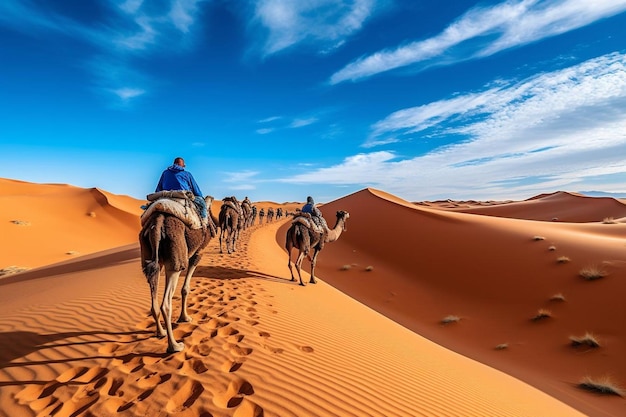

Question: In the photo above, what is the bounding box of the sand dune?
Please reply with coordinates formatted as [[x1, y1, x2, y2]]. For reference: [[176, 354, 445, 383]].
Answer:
[[303, 188, 626, 417], [1, 179, 624, 416], [424, 190, 626, 222]]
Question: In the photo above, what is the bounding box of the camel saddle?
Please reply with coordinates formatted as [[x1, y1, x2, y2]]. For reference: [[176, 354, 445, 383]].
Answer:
[[141, 192, 203, 230], [292, 213, 324, 234], [221, 199, 241, 214]]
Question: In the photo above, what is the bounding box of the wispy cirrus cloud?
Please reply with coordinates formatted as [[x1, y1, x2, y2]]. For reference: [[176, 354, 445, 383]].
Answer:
[[0, 0, 207, 105], [284, 52, 626, 200], [256, 114, 319, 134], [253, 0, 377, 55], [330, 0, 626, 84]]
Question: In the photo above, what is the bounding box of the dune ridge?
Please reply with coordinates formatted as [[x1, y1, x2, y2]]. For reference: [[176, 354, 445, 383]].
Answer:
[[433, 190, 626, 222]]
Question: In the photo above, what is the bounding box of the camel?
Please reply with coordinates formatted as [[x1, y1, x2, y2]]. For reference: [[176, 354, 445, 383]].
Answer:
[[219, 197, 241, 254], [267, 207, 274, 223], [286, 210, 350, 286], [139, 195, 215, 353]]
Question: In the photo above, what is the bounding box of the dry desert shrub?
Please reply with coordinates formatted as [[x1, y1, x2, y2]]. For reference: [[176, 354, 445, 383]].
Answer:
[[340, 264, 352, 271], [579, 265, 608, 281], [549, 293, 566, 302], [66, 251, 79, 256], [531, 309, 552, 321], [440, 315, 461, 325], [556, 256, 571, 264], [578, 376, 624, 397], [10, 220, 31, 226], [0, 266, 29, 276], [495, 343, 509, 350], [570, 332, 601, 348], [532, 235, 545, 241], [601, 217, 617, 224], [365, 265, 374, 271], [548, 245, 557, 251], [87, 211, 96, 218]]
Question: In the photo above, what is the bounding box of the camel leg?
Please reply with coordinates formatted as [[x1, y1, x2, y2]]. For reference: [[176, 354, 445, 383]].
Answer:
[[148, 265, 166, 338], [309, 249, 320, 284], [178, 254, 201, 323], [161, 269, 184, 353], [287, 249, 297, 282], [295, 250, 307, 286], [219, 230, 224, 253]]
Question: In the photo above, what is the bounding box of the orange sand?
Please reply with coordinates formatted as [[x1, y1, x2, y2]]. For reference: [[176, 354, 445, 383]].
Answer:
[[1, 178, 624, 416]]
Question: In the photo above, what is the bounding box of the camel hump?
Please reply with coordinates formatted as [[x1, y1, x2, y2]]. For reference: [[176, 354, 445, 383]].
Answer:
[[221, 201, 240, 212]]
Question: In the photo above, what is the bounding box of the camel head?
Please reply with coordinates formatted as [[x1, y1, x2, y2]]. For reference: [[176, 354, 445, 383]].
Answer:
[[336, 210, 350, 231], [204, 195, 214, 208]]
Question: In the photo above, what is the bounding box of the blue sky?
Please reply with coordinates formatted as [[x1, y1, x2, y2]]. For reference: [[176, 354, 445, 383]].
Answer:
[[1, 0, 625, 203]]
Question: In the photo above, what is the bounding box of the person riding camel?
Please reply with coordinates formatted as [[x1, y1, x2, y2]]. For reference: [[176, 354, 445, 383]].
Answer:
[[301, 196, 329, 234], [155, 157, 208, 225]]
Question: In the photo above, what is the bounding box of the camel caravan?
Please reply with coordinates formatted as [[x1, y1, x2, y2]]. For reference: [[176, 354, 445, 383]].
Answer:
[[139, 190, 349, 352]]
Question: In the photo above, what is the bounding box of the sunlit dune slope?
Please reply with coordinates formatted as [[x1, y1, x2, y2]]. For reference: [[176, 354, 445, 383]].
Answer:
[[0, 178, 144, 270]]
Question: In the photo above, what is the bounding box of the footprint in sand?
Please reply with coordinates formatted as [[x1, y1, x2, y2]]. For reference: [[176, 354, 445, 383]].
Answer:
[[112, 355, 145, 374], [258, 331, 270, 338], [221, 359, 244, 373], [189, 342, 213, 357], [299, 345, 314, 353], [179, 358, 209, 375], [233, 398, 264, 417], [165, 379, 205, 413], [212, 377, 254, 409], [263, 345, 284, 354], [217, 325, 239, 337]]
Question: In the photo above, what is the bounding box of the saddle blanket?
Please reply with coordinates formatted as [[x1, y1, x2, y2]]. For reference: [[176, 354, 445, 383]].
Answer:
[[292, 215, 324, 233], [141, 198, 203, 230]]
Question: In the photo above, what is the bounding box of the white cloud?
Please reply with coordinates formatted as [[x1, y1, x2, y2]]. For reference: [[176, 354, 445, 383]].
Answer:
[[112, 87, 146, 100], [331, 0, 626, 84], [284, 52, 626, 200], [254, 0, 377, 55], [289, 117, 318, 128], [224, 170, 260, 183]]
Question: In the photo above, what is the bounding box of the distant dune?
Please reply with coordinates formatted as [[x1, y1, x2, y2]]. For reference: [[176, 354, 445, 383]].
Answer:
[[1, 179, 624, 416]]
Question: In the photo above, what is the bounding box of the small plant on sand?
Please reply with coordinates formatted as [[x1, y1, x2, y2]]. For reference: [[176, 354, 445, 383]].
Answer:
[[495, 343, 509, 350], [531, 309, 552, 321], [556, 256, 571, 264], [548, 245, 557, 251], [532, 235, 545, 241], [440, 315, 461, 325], [578, 376, 623, 396], [0, 266, 29, 276], [549, 293, 566, 302], [602, 217, 617, 224], [10, 220, 31, 226], [365, 265, 374, 272], [579, 265, 608, 281], [87, 211, 96, 218], [340, 264, 352, 271], [570, 332, 601, 348]]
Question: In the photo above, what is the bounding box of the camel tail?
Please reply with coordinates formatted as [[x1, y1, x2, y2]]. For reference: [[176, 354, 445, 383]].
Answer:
[[143, 214, 165, 287]]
